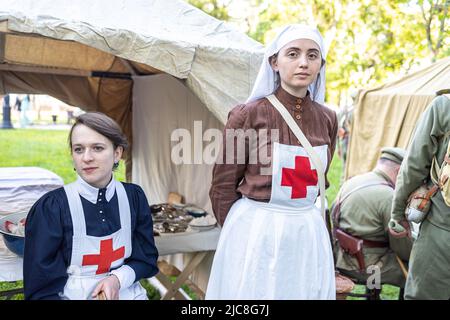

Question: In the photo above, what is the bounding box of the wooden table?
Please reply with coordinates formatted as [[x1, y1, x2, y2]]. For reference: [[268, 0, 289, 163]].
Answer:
[[154, 227, 220, 300]]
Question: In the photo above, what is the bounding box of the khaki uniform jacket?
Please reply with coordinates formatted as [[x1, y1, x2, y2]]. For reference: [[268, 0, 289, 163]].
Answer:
[[391, 95, 450, 299], [334, 169, 412, 287]]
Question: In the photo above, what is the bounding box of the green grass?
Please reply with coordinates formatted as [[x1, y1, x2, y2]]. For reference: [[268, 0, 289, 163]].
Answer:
[[346, 284, 400, 300], [168, 276, 199, 300], [0, 128, 126, 183], [326, 153, 343, 207], [140, 279, 161, 300], [0, 129, 400, 300], [0, 281, 24, 300], [380, 285, 401, 300]]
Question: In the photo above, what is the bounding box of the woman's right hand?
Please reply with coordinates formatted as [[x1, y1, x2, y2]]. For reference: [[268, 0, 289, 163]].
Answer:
[[91, 274, 121, 300]]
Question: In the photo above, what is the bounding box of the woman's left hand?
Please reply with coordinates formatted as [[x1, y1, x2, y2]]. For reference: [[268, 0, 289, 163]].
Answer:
[[91, 274, 121, 300]]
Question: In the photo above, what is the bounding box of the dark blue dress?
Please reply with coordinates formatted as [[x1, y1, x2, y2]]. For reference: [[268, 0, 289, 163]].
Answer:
[[23, 182, 159, 300]]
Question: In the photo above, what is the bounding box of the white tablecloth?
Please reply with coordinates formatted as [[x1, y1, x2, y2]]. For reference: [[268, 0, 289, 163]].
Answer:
[[0, 166, 64, 216], [0, 167, 64, 282], [155, 227, 220, 256], [0, 237, 23, 282]]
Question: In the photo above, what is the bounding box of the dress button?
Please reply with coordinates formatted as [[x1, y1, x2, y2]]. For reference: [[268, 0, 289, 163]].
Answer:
[[99, 192, 102, 196], [100, 210, 103, 214], [102, 219, 106, 222], [295, 104, 301, 109], [295, 114, 301, 120], [99, 199, 102, 202]]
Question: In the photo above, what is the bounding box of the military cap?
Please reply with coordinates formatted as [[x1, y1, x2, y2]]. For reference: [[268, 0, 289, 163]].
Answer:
[[380, 147, 406, 164]]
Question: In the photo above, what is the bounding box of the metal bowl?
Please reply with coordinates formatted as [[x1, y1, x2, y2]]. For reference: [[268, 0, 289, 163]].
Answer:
[[0, 211, 27, 257], [184, 206, 207, 218]]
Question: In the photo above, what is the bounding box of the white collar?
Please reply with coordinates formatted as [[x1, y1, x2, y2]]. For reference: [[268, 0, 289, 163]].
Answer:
[[75, 175, 116, 204]]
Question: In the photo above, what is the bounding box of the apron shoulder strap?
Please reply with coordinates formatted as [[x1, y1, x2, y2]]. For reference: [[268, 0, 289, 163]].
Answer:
[[114, 181, 132, 246], [64, 182, 86, 237]]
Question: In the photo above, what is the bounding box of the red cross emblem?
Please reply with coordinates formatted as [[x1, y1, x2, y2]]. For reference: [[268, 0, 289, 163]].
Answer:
[[281, 155, 318, 199], [82, 238, 125, 275]]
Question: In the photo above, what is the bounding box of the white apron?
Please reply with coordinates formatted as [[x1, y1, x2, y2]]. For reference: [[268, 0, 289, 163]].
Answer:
[[62, 181, 147, 300], [206, 142, 336, 300]]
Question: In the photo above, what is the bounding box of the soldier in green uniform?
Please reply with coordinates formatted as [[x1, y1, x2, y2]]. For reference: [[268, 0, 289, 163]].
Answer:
[[390, 94, 450, 300], [332, 147, 413, 288]]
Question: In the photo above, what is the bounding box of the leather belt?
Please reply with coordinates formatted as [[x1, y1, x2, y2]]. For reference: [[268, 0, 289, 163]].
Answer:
[[362, 238, 389, 248]]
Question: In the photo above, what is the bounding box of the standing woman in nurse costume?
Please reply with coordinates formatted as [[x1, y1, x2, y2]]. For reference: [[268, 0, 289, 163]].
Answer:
[[24, 112, 159, 300], [206, 25, 338, 299]]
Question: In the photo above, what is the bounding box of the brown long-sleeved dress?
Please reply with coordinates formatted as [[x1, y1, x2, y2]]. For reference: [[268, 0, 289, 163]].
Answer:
[[210, 86, 338, 226]]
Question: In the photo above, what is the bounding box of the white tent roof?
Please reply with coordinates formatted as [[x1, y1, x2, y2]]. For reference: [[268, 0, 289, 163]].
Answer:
[[0, 0, 264, 123]]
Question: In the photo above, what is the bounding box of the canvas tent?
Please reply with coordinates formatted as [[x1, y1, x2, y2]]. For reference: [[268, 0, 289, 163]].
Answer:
[[0, 0, 263, 175], [345, 56, 450, 179], [0, 0, 264, 207], [0, 0, 264, 295]]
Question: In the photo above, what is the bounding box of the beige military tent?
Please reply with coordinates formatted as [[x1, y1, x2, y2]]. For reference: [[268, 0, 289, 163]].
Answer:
[[0, 0, 264, 296], [345, 56, 450, 179]]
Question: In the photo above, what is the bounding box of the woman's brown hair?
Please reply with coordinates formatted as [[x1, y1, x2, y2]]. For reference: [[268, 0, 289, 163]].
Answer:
[[68, 112, 128, 168]]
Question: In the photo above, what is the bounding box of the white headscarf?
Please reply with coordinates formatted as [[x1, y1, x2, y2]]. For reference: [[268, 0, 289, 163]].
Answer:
[[246, 24, 327, 104]]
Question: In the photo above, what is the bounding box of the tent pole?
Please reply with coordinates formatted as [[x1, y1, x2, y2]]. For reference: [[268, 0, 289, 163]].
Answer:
[[0, 64, 132, 80], [0, 63, 90, 77]]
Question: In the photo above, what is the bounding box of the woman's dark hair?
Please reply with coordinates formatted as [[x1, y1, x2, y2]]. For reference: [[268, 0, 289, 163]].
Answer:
[[269, 53, 281, 89], [68, 112, 129, 169]]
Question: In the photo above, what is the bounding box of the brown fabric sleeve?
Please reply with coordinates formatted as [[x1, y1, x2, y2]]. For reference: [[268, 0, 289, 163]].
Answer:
[[209, 104, 248, 226]]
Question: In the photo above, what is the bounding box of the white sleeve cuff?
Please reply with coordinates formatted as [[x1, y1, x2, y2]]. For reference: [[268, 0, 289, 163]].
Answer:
[[110, 265, 136, 289]]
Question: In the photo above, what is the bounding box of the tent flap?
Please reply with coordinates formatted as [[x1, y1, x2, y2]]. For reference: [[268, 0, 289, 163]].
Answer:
[[0, 0, 264, 124], [346, 57, 450, 179]]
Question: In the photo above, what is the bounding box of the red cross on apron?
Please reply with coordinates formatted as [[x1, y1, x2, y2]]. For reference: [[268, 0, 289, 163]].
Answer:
[[270, 142, 327, 208], [281, 155, 318, 199], [82, 238, 125, 275]]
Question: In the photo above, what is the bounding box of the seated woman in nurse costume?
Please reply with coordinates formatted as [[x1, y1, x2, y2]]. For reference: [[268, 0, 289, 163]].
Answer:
[[206, 25, 338, 299], [24, 112, 159, 300]]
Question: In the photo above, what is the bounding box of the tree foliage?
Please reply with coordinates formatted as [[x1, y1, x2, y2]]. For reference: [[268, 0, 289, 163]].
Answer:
[[418, 0, 449, 60], [186, 0, 449, 106], [187, 0, 232, 21], [247, 0, 449, 105]]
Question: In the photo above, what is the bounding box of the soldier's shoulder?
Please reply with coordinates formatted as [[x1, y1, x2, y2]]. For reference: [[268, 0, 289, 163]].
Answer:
[[346, 172, 392, 194], [433, 95, 449, 104], [429, 95, 450, 114], [347, 171, 379, 184]]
